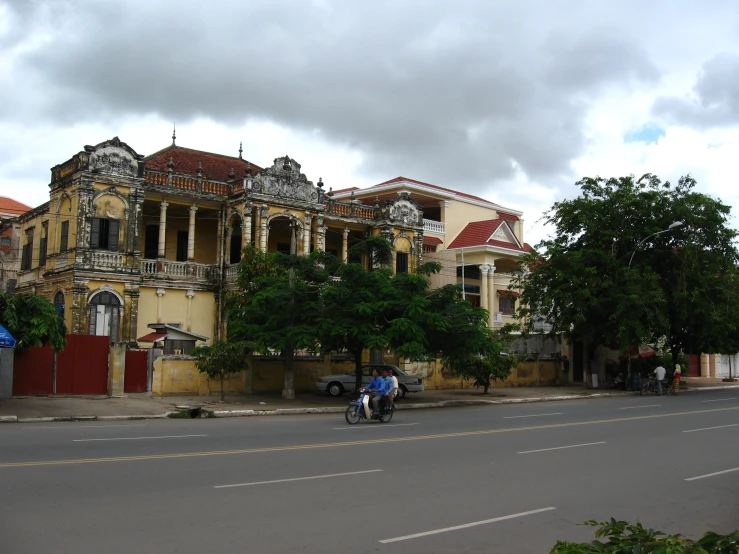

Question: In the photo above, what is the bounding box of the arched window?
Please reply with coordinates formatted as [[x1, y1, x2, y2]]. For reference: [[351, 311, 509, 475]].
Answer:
[[87, 291, 121, 341], [54, 291, 65, 324]]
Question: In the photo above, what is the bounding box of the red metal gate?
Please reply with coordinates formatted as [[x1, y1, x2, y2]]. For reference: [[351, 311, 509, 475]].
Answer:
[[12, 345, 54, 395], [686, 354, 701, 377], [56, 334, 110, 395], [124, 350, 148, 393]]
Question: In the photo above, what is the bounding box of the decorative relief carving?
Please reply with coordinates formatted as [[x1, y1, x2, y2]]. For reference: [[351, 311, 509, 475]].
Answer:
[[388, 192, 421, 226], [90, 146, 138, 177], [251, 156, 320, 203]]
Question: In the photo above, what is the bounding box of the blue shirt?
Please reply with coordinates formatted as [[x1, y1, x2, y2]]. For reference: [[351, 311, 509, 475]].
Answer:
[[366, 376, 385, 394]]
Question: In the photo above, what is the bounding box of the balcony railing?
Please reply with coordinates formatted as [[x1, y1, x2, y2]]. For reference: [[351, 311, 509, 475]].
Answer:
[[423, 219, 445, 234], [91, 251, 126, 270], [324, 199, 376, 220], [141, 259, 216, 280], [225, 265, 239, 281]]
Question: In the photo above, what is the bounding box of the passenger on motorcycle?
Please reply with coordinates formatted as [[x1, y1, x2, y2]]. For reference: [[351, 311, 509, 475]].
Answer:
[[383, 367, 398, 409], [362, 369, 387, 418]]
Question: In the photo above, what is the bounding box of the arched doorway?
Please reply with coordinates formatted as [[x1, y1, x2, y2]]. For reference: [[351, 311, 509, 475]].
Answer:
[[87, 291, 121, 342]]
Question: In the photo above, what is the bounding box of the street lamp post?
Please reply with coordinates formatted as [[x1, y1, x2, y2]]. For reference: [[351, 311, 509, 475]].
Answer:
[[628, 221, 684, 269]]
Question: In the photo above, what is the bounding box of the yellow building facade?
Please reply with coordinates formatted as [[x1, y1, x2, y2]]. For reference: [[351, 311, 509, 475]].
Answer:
[[14, 137, 425, 345]]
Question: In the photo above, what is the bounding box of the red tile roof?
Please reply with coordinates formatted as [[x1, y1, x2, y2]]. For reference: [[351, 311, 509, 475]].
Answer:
[[0, 196, 32, 217], [375, 176, 496, 206], [144, 144, 263, 181], [137, 332, 167, 342], [447, 219, 525, 251], [423, 236, 443, 244], [497, 290, 520, 297], [497, 211, 519, 222], [331, 187, 360, 195]]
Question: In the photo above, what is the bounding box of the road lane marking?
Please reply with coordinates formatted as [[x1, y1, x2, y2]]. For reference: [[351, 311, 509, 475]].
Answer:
[[379, 507, 556, 543], [2, 406, 737, 469], [683, 424, 738, 433], [518, 442, 605, 454], [332, 423, 420, 430], [73, 434, 207, 442], [504, 413, 563, 419], [619, 405, 661, 410], [28, 425, 146, 430], [702, 398, 736, 403], [685, 467, 739, 481], [215, 469, 382, 488]]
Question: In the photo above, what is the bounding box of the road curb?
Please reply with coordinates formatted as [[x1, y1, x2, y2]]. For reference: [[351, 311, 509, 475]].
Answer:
[[2, 386, 738, 422]]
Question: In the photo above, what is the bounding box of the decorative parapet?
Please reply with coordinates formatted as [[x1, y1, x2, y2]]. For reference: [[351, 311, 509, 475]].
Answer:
[[145, 170, 232, 196], [324, 199, 376, 221]]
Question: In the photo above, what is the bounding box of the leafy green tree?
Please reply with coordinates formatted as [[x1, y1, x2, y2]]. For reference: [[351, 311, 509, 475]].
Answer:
[[512, 174, 739, 375], [0, 293, 66, 353], [227, 244, 330, 399], [191, 340, 252, 401]]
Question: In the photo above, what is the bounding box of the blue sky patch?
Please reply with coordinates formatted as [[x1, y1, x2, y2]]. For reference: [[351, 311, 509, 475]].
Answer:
[[624, 123, 666, 144]]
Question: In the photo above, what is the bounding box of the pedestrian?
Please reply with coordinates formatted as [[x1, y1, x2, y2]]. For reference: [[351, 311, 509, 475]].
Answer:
[[671, 364, 681, 394], [654, 364, 666, 395]]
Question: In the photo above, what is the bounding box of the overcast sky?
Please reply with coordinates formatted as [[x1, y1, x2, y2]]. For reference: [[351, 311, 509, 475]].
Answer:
[[2, 0, 738, 245]]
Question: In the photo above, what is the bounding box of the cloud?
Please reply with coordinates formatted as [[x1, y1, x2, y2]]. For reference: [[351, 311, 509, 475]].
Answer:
[[1, 0, 660, 194], [653, 52, 739, 128]]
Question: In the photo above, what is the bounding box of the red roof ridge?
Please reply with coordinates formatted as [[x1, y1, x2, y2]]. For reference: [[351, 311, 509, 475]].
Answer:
[[447, 218, 525, 251], [0, 196, 33, 216], [144, 144, 263, 181]]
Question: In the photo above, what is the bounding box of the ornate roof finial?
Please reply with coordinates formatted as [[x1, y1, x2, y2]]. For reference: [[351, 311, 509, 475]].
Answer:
[[238, 142, 243, 159], [196, 162, 203, 175], [172, 123, 176, 145], [167, 157, 175, 171], [228, 167, 235, 180], [350, 190, 356, 203], [245, 162, 252, 175], [282, 155, 291, 171], [317, 177, 324, 189], [327, 187, 334, 198]]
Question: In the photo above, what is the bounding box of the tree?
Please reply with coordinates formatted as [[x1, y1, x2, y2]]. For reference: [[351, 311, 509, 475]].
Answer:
[[191, 340, 252, 401], [512, 174, 739, 376], [227, 244, 330, 399], [0, 293, 66, 353]]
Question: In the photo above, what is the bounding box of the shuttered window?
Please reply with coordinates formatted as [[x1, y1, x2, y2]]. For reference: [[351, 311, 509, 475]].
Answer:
[[21, 232, 33, 270], [60, 221, 69, 252], [39, 237, 48, 267], [90, 218, 120, 251], [396, 252, 409, 274]]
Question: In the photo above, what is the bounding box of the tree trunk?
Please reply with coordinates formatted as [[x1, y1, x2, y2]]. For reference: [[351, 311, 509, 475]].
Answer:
[[353, 349, 364, 393], [220, 375, 225, 402], [282, 343, 295, 400], [483, 383, 489, 395]]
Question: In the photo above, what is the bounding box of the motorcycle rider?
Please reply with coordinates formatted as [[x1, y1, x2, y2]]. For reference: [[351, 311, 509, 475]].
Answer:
[[362, 368, 385, 418], [384, 367, 398, 409]]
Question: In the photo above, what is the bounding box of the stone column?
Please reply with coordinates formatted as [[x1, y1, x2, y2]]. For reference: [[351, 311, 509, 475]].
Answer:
[[243, 203, 253, 246], [186, 289, 195, 331], [123, 284, 140, 343], [128, 188, 144, 256], [303, 212, 313, 255], [224, 226, 233, 264], [158, 200, 168, 258], [70, 279, 89, 335], [480, 264, 490, 326], [314, 216, 325, 252], [259, 206, 269, 252], [156, 288, 165, 324], [341, 227, 349, 262], [187, 205, 198, 261], [487, 264, 496, 326], [76, 180, 94, 252]]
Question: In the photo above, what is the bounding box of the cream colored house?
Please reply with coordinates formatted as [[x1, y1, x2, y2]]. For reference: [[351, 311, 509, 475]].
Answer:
[[332, 176, 530, 329]]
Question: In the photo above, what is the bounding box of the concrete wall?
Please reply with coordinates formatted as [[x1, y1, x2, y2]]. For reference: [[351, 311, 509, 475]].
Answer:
[[401, 359, 562, 389], [0, 348, 13, 399], [251, 357, 355, 394], [137, 287, 215, 342]]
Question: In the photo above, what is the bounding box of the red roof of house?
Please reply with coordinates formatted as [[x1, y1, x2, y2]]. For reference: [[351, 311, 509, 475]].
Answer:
[[423, 236, 443, 244], [497, 290, 520, 297], [144, 144, 263, 181], [375, 176, 496, 206], [447, 219, 525, 251], [331, 187, 360, 195], [137, 332, 167, 342], [0, 196, 32, 217]]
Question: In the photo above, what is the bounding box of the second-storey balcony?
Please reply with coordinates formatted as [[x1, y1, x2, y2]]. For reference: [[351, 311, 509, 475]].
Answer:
[[140, 259, 217, 282], [423, 219, 445, 234]]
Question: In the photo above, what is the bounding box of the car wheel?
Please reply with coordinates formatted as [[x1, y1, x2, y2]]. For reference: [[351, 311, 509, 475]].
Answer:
[[327, 382, 344, 397], [396, 385, 408, 399]]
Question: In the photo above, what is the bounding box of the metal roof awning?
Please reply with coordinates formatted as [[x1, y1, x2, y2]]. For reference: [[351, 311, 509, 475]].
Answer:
[[137, 332, 168, 342]]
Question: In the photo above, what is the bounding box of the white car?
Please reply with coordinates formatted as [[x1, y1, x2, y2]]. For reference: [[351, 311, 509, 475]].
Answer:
[[316, 364, 424, 398]]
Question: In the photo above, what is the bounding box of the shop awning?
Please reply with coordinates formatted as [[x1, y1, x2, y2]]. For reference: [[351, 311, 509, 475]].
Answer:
[[423, 236, 443, 244], [0, 325, 16, 348]]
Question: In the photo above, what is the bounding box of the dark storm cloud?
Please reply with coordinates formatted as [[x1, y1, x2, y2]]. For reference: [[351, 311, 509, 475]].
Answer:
[[653, 53, 739, 128], [1, 0, 660, 192]]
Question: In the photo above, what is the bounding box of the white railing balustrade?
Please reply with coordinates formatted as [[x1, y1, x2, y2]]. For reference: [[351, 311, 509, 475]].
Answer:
[[92, 251, 125, 270], [423, 219, 445, 234], [140, 259, 215, 280]]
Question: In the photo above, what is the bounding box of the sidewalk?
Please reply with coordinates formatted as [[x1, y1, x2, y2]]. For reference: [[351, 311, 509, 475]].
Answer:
[[1, 379, 737, 422]]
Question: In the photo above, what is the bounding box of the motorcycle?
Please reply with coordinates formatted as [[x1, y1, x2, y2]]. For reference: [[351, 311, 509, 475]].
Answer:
[[345, 389, 394, 424]]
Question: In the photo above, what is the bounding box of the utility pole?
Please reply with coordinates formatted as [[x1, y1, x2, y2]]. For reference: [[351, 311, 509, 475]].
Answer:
[[282, 219, 297, 399]]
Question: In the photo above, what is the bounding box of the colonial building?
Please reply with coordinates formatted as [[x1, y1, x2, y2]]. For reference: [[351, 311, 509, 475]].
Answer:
[[333, 177, 531, 329], [0, 196, 32, 293], [13, 136, 425, 344]]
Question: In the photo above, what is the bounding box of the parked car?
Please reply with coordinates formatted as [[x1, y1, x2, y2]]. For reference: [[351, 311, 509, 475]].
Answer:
[[316, 364, 424, 398]]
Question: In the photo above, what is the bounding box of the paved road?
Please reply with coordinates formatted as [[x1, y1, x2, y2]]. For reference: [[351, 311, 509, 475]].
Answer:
[[1, 391, 738, 553]]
